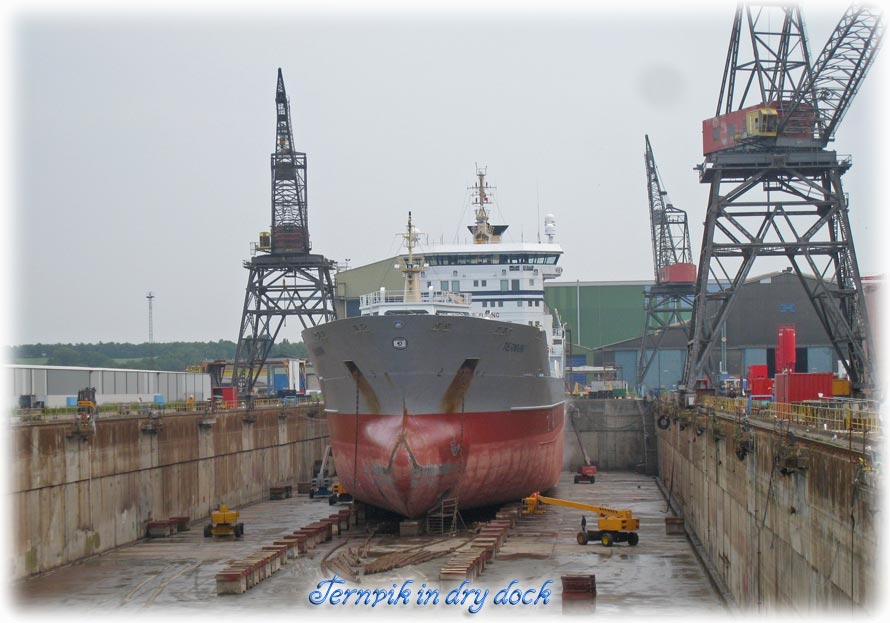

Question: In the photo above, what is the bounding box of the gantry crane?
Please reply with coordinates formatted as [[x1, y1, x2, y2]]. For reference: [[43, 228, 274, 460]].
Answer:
[[684, 3, 883, 396], [230, 69, 337, 397], [637, 135, 695, 393]]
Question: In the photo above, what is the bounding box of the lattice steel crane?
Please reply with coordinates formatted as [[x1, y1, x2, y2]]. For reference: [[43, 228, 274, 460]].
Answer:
[[230, 69, 337, 397], [685, 3, 882, 396], [637, 135, 695, 392]]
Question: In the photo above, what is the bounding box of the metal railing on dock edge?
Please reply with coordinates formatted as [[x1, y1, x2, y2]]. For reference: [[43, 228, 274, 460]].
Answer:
[[11, 396, 323, 423], [700, 395, 881, 434]]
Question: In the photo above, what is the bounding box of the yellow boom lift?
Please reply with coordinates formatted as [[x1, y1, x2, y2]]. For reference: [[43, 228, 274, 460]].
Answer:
[[203, 504, 244, 538], [522, 492, 640, 547]]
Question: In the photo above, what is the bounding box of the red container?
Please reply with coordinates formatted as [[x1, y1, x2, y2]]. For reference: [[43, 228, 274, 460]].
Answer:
[[776, 325, 796, 374], [749, 377, 773, 398], [746, 364, 768, 384], [657, 263, 697, 284], [774, 372, 833, 403], [774, 374, 786, 403], [214, 386, 238, 408], [747, 365, 771, 397]]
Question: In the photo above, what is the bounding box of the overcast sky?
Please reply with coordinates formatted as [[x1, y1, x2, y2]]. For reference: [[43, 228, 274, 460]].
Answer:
[[3, 0, 886, 346]]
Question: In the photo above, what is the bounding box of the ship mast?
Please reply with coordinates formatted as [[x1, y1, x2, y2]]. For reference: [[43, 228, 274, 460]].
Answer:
[[401, 211, 424, 302], [470, 166, 494, 244]]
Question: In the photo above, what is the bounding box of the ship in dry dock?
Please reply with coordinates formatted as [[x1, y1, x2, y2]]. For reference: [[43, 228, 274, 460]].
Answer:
[[303, 168, 567, 517]]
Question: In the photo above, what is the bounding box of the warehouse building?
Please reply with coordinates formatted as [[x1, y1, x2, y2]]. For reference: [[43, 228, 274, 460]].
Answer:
[[564, 270, 872, 392], [6, 365, 211, 409]]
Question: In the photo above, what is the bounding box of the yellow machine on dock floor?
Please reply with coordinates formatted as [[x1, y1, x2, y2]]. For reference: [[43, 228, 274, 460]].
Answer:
[[328, 482, 354, 505], [204, 504, 244, 538], [76, 387, 97, 426], [522, 492, 640, 547]]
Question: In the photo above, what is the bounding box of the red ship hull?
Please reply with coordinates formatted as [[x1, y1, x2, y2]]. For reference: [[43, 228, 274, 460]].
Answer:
[[327, 405, 565, 518], [303, 314, 566, 518]]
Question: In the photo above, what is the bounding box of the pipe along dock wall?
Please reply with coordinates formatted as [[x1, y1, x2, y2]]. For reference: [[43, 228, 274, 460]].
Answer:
[[657, 407, 879, 611], [12, 404, 329, 579]]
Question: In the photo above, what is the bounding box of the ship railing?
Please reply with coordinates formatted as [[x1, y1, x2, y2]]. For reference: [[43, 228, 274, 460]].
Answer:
[[360, 289, 472, 307]]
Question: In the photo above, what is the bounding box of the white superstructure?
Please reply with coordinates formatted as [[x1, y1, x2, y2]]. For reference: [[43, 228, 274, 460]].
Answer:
[[360, 168, 566, 378]]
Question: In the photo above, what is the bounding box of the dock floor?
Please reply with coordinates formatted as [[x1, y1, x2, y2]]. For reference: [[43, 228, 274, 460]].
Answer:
[[15, 471, 725, 616]]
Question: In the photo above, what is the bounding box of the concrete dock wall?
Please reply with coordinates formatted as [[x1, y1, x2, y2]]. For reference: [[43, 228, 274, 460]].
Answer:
[[656, 411, 879, 612], [11, 404, 329, 579], [564, 398, 655, 472]]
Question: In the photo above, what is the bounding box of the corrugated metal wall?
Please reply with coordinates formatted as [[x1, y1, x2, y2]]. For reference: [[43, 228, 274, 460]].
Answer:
[[806, 347, 835, 373], [725, 273, 839, 346], [6, 366, 212, 408], [613, 351, 637, 385], [628, 348, 686, 391], [742, 348, 767, 370], [545, 282, 648, 350]]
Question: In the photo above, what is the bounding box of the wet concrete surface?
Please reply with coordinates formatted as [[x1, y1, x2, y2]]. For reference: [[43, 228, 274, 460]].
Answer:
[[14, 471, 725, 617]]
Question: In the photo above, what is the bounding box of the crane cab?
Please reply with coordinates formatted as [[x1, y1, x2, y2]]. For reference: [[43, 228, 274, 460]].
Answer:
[[704, 103, 782, 154], [746, 106, 778, 137]]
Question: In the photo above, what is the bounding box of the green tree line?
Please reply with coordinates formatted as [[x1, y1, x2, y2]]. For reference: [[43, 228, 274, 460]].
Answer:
[[6, 339, 309, 371]]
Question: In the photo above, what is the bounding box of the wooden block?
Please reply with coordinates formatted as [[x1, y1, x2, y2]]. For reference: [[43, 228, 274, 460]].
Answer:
[[561, 574, 596, 599], [262, 546, 287, 568], [169, 516, 191, 532], [399, 519, 423, 537], [146, 520, 174, 538], [265, 553, 281, 574], [226, 562, 259, 588], [439, 570, 470, 581], [293, 529, 319, 548], [273, 539, 299, 559], [293, 534, 309, 553], [665, 516, 685, 535], [216, 569, 247, 595], [306, 521, 333, 541], [241, 557, 266, 582]]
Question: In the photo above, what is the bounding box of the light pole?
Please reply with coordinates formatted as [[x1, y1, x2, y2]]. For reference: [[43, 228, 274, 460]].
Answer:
[[146, 292, 155, 364]]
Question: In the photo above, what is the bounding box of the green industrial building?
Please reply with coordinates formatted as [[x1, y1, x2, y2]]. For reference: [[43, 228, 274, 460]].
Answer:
[[543, 281, 649, 352], [333, 257, 405, 319]]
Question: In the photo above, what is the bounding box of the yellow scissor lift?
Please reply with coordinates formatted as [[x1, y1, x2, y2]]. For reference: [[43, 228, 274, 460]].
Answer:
[[522, 492, 640, 547]]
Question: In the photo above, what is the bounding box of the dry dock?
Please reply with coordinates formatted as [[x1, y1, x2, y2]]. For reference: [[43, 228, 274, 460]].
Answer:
[[11, 397, 880, 615], [15, 470, 722, 615]]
